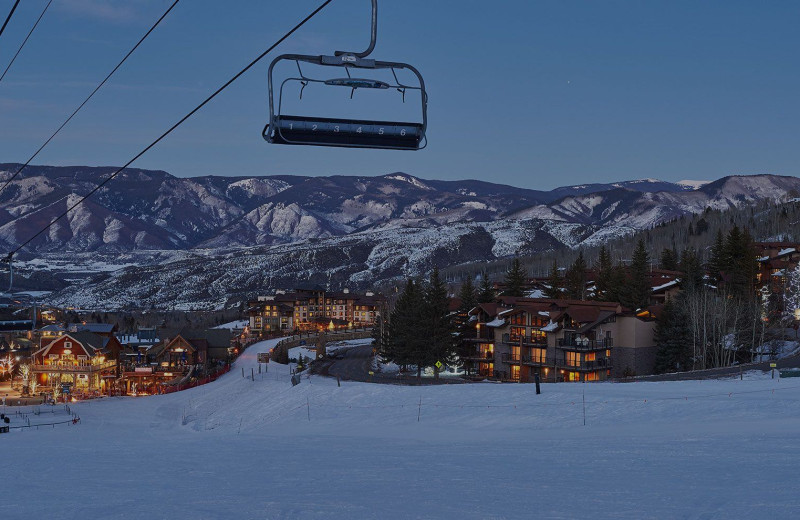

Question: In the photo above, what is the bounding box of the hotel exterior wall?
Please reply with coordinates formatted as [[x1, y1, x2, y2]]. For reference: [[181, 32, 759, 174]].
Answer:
[[613, 318, 657, 377]]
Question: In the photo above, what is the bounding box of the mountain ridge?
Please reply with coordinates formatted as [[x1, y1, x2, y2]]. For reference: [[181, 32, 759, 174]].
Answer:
[[1, 164, 799, 309]]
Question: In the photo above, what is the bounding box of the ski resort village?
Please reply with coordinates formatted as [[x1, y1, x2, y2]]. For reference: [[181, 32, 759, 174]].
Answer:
[[4, 0, 800, 518]]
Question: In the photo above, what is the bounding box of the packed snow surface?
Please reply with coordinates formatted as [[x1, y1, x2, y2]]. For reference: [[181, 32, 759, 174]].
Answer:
[[5, 338, 800, 519]]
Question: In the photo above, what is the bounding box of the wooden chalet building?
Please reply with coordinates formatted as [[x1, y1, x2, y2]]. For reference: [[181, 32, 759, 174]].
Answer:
[[120, 328, 233, 395], [31, 332, 123, 395]]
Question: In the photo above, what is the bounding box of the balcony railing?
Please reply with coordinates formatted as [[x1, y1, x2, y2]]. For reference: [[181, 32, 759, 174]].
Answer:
[[32, 361, 117, 373], [554, 357, 612, 371], [501, 353, 546, 365], [502, 333, 548, 346], [557, 337, 613, 350], [501, 353, 611, 371], [465, 352, 495, 362]]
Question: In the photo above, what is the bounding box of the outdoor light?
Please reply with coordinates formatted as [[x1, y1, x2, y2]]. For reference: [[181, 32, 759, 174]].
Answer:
[[794, 308, 800, 321]]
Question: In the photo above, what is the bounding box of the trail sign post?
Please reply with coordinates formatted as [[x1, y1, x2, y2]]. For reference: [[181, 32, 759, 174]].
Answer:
[[770, 363, 777, 379]]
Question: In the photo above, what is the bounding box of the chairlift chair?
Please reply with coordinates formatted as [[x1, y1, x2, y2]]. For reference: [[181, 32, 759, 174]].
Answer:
[[263, 0, 428, 150]]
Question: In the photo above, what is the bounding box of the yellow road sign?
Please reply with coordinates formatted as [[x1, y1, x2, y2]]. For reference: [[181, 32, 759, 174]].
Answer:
[[435, 361, 443, 369]]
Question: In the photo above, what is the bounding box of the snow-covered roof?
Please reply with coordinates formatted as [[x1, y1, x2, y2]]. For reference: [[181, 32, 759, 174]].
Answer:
[[541, 321, 559, 332], [652, 280, 679, 292], [778, 248, 796, 257], [486, 318, 506, 328]]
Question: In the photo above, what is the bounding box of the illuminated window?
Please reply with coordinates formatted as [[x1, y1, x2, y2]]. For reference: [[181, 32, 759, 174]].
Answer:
[[511, 365, 520, 381], [510, 313, 526, 326], [585, 372, 598, 381], [530, 330, 546, 344], [566, 352, 580, 367], [531, 348, 546, 364], [568, 371, 580, 382], [585, 352, 596, 361]]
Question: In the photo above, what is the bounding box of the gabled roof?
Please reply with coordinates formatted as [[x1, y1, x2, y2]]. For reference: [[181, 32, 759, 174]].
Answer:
[[470, 303, 499, 318], [35, 332, 106, 358]]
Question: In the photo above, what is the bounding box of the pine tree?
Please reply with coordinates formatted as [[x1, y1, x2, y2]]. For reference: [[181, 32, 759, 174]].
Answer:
[[564, 250, 588, 300], [544, 259, 563, 299], [678, 248, 703, 291], [708, 229, 726, 284], [653, 296, 693, 373], [477, 273, 495, 303], [695, 217, 709, 235], [593, 247, 614, 301], [387, 279, 424, 371], [726, 227, 757, 299], [457, 277, 477, 314], [422, 268, 456, 379], [621, 239, 651, 310], [659, 248, 678, 271], [503, 258, 527, 297]]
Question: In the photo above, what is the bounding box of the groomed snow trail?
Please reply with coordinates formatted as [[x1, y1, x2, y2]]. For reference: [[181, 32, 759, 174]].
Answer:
[[5, 338, 800, 519]]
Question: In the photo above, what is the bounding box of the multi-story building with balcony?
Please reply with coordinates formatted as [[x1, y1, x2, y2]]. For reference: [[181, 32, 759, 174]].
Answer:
[[469, 298, 657, 382], [462, 303, 504, 378]]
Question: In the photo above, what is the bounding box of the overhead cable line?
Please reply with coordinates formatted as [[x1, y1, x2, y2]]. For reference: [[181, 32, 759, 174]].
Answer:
[[4, 0, 334, 260], [0, 0, 54, 84], [0, 0, 181, 197], [0, 0, 21, 43]]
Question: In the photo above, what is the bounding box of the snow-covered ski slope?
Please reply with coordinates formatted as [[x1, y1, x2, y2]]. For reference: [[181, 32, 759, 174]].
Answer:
[[5, 338, 800, 519]]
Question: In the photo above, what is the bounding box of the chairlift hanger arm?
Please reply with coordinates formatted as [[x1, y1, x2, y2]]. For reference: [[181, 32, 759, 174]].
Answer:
[[334, 0, 377, 59]]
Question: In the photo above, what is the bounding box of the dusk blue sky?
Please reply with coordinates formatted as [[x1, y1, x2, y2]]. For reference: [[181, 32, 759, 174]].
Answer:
[[0, 0, 798, 189]]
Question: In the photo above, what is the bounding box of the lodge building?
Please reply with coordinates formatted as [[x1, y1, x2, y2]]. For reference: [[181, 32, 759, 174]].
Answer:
[[248, 286, 387, 334], [31, 332, 122, 395], [463, 298, 657, 382], [120, 328, 234, 395]]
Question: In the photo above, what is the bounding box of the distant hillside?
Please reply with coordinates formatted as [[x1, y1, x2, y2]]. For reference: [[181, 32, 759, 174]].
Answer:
[[0, 164, 785, 309]]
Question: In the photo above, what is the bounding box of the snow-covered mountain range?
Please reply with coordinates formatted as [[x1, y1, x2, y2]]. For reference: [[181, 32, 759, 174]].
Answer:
[[1, 164, 798, 309]]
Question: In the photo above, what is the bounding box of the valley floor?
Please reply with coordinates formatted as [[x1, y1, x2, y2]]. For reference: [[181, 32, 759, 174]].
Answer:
[[4, 338, 800, 519]]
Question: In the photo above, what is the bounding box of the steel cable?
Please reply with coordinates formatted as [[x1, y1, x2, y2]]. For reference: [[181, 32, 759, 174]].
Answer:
[[4, 0, 334, 260]]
